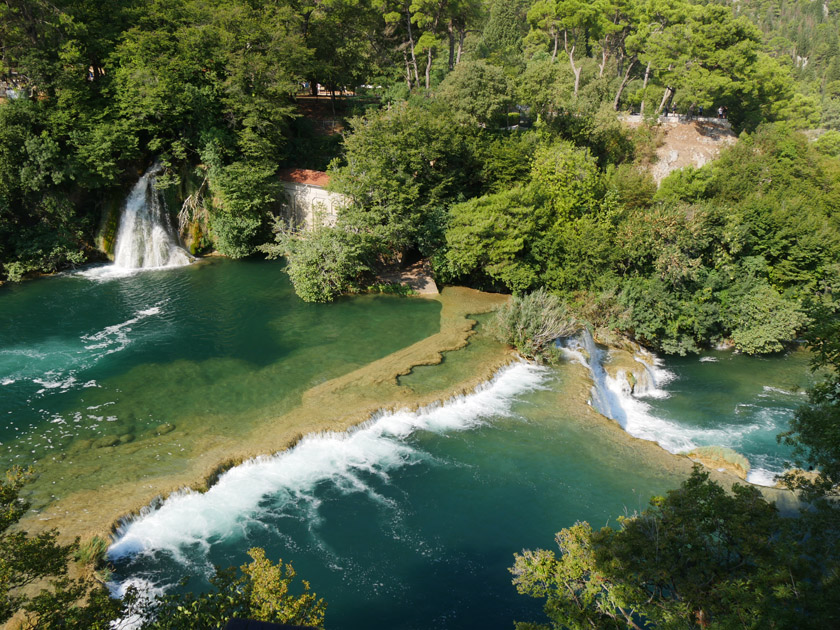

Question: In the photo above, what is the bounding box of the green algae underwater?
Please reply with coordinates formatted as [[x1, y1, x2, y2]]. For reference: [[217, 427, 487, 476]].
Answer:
[[1, 258, 807, 629]]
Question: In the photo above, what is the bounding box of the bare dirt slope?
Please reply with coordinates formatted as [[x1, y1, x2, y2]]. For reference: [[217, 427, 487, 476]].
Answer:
[[625, 116, 738, 184]]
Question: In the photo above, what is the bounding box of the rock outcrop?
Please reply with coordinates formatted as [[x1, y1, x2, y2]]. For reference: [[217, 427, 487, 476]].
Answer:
[[624, 116, 738, 184]]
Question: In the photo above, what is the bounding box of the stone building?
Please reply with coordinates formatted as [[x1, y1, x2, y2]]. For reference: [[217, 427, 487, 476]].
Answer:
[[277, 168, 346, 230]]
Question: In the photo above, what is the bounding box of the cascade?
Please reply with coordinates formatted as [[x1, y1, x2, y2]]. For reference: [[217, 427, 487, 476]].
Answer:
[[565, 330, 718, 456], [578, 329, 628, 424], [112, 165, 193, 269]]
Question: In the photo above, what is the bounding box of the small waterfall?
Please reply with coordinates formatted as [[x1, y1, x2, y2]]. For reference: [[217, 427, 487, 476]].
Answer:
[[112, 166, 192, 269], [107, 362, 547, 561], [563, 330, 691, 448], [579, 329, 628, 424]]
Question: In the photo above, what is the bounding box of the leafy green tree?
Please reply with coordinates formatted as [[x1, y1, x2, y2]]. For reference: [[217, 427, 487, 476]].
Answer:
[[726, 281, 807, 355], [443, 185, 543, 291], [512, 467, 840, 629], [328, 100, 480, 260], [262, 221, 373, 303], [145, 548, 326, 629], [442, 139, 609, 293], [481, 0, 528, 60], [436, 59, 512, 126], [207, 160, 279, 259], [516, 56, 574, 119], [530, 140, 604, 223], [645, 3, 762, 116], [781, 301, 840, 498], [411, 0, 450, 90], [0, 468, 126, 628], [526, 1, 563, 63], [555, 0, 600, 99]]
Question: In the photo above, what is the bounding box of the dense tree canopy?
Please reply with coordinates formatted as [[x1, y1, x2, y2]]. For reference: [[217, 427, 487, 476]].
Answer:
[[2, 0, 839, 358]]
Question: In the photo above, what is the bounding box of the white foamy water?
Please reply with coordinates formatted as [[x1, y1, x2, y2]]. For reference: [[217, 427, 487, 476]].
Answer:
[[111, 165, 192, 271], [108, 577, 167, 630], [571, 332, 794, 484], [108, 362, 548, 562], [81, 306, 162, 355], [0, 305, 165, 403], [746, 467, 779, 487]]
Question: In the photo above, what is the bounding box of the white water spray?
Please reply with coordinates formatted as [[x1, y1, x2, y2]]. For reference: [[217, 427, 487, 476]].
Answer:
[[112, 166, 192, 269], [564, 331, 786, 486], [107, 362, 548, 562]]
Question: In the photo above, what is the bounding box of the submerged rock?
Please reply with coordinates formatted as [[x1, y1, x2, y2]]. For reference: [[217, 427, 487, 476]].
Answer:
[[155, 423, 176, 436], [94, 435, 121, 449]]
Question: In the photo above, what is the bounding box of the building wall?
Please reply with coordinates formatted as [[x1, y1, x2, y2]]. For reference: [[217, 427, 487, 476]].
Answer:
[[279, 182, 345, 231]]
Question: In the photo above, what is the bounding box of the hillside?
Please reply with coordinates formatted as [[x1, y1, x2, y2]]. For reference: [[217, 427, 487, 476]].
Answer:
[[623, 116, 739, 184]]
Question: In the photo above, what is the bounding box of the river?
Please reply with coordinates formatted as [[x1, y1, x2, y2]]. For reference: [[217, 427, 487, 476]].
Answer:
[[0, 257, 810, 629]]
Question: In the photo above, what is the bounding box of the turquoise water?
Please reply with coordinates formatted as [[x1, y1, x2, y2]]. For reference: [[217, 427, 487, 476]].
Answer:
[[601, 350, 812, 484], [110, 365, 683, 629], [1, 260, 813, 628], [108, 349, 812, 629], [0, 259, 441, 504], [647, 350, 811, 482]]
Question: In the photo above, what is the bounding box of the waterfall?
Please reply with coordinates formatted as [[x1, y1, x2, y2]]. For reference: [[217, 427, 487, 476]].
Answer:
[[562, 330, 690, 448], [579, 329, 628, 424], [112, 166, 193, 269]]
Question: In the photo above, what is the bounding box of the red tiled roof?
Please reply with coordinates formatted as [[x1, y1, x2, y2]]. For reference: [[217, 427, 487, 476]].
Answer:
[[278, 168, 330, 187]]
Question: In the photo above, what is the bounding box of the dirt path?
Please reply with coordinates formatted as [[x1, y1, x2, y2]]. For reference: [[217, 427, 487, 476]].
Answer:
[[378, 259, 439, 295]]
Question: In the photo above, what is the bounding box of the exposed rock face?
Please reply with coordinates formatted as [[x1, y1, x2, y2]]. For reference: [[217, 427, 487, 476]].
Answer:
[[624, 116, 738, 184]]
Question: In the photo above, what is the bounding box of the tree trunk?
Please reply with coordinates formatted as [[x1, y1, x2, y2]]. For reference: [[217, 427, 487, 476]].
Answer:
[[425, 47, 432, 89], [657, 86, 673, 114], [456, 28, 466, 65], [301, 10, 313, 39], [613, 57, 637, 111], [639, 60, 651, 114], [599, 49, 609, 78], [564, 31, 582, 99], [403, 49, 413, 89], [551, 29, 559, 63], [406, 11, 420, 86], [447, 22, 455, 71]]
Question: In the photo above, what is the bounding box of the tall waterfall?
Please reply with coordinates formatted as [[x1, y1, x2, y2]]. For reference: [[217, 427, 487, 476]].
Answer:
[[112, 166, 192, 269]]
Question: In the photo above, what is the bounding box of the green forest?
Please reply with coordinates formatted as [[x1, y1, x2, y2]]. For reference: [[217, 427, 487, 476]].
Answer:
[[2, 1, 840, 628], [2, 0, 840, 355]]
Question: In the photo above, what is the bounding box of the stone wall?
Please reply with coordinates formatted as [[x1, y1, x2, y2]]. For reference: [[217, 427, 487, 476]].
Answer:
[[279, 182, 345, 230]]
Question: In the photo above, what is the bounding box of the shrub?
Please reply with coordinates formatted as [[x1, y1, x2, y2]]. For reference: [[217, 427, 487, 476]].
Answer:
[[261, 222, 373, 303], [492, 289, 581, 361]]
